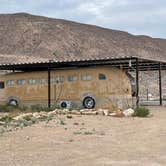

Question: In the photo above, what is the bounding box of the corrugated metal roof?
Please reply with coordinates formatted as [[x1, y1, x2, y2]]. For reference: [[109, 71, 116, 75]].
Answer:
[[0, 55, 133, 66], [0, 55, 166, 72]]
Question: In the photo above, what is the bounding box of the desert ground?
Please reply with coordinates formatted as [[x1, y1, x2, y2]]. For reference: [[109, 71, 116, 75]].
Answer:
[[0, 106, 166, 166]]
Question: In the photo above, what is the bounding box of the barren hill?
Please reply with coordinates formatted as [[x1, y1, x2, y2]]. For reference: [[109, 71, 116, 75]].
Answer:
[[0, 13, 166, 64]]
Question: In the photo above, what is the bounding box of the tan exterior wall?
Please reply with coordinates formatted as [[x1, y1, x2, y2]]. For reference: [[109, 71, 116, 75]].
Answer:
[[0, 66, 132, 109]]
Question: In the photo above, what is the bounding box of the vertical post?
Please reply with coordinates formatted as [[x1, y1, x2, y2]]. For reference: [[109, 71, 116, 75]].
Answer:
[[147, 89, 149, 101], [159, 63, 162, 106], [48, 63, 51, 108], [136, 58, 139, 108]]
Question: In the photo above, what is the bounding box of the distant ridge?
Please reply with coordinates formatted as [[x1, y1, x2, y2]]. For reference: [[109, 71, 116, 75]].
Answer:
[[0, 13, 166, 64]]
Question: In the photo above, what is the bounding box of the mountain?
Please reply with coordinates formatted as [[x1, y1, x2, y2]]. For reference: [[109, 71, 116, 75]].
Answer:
[[0, 13, 166, 64]]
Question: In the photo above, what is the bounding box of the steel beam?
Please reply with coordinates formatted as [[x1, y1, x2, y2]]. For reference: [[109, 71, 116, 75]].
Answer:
[[48, 64, 51, 108], [136, 58, 139, 108], [159, 63, 162, 105]]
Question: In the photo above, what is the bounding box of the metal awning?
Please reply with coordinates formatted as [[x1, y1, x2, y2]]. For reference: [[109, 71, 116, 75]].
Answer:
[[0, 56, 165, 108], [0, 57, 166, 71]]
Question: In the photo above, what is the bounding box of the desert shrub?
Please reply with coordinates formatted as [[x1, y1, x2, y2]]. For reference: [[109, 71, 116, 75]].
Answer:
[[44, 107, 54, 112], [73, 131, 82, 135], [30, 105, 54, 112], [59, 119, 66, 125], [38, 115, 49, 121], [107, 103, 119, 113], [0, 105, 16, 112], [31, 105, 43, 112], [20, 105, 29, 112], [30, 117, 38, 124], [84, 131, 93, 135], [23, 116, 32, 121], [0, 115, 13, 123], [19, 120, 33, 127], [134, 107, 150, 117]]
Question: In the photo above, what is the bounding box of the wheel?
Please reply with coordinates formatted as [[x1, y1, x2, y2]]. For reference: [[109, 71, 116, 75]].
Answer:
[[8, 99, 18, 106], [83, 97, 95, 109], [61, 101, 67, 108]]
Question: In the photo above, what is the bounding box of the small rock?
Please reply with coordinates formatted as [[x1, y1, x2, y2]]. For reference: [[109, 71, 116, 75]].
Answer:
[[56, 109, 68, 115], [0, 121, 6, 125], [63, 109, 69, 114], [13, 113, 33, 121], [103, 109, 109, 116], [97, 109, 104, 115], [0, 126, 5, 134], [100, 131, 105, 135], [70, 110, 81, 115], [66, 115, 72, 119], [39, 112, 47, 117], [115, 110, 124, 117], [26, 136, 30, 140], [81, 111, 97, 115], [123, 108, 135, 117], [48, 110, 56, 115], [109, 110, 124, 117], [80, 109, 95, 113], [33, 112, 41, 118], [52, 109, 60, 112], [69, 139, 74, 142], [109, 112, 116, 116]]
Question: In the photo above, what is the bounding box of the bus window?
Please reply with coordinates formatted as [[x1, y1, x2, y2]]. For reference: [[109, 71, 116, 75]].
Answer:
[[81, 75, 92, 81], [40, 78, 47, 84], [99, 73, 106, 80], [58, 76, 64, 83], [68, 75, 77, 82], [16, 79, 26, 85], [52, 76, 65, 83], [50, 78, 54, 83], [28, 79, 39, 84], [6, 80, 15, 86], [0, 81, 5, 89], [59, 76, 64, 83]]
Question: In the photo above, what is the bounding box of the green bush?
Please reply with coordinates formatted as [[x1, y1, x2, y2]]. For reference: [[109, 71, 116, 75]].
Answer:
[[30, 105, 54, 112], [84, 131, 93, 135], [0, 115, 13, 123], [23, 116, 32, 121], [0, 105, 16, 112], [134, 107, 150, 117], [59, 119, 66, 125], [20, 105, 29, 112]]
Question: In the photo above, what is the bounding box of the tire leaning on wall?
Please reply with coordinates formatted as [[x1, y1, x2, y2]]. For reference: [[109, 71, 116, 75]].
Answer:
[[83, 96, 95, 109], [7, 96, 20, 106]]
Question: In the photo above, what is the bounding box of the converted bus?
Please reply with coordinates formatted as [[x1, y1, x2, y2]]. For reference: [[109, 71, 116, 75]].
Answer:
[[0, 66, 132, 109]]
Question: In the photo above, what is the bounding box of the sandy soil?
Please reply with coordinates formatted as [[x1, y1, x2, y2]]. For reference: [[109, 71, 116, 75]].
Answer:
[[0, 106, 166, 166]]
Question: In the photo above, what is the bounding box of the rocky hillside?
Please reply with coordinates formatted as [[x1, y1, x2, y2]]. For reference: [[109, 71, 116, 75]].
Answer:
[[134, 71, 166, 100], [0, 13, 166, 63]]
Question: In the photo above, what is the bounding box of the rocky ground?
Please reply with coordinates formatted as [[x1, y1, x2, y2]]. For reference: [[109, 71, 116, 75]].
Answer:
[[0, 106, 166, 166]]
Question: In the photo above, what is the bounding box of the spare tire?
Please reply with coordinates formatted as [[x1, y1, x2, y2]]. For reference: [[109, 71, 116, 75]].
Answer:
[[61, 101, 67, 108], [8, 99, 18, 106], [83, 97, 95, 109]]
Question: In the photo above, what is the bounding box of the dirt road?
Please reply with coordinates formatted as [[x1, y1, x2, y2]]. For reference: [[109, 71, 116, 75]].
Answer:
[[0, 106, 166, 166]]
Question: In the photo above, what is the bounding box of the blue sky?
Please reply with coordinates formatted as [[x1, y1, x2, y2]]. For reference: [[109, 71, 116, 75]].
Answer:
[[0, 0, 166, 38]]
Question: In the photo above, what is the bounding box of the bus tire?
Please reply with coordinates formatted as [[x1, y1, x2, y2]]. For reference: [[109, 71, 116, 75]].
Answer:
[[61, 101, 68, 108], [8, 99, 18, 106], [83, 97, 95, 109]]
